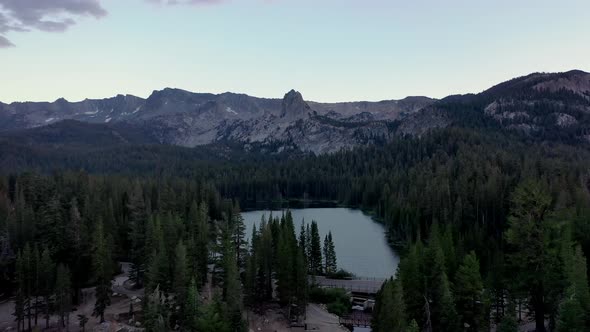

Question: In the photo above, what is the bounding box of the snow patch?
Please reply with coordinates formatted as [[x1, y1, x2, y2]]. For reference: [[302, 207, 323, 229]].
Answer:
[[45, 117, 55, 123], [84, 110, 99, 115], [226, 107, 238, 115], [105, 117, 112, 123], [132, 106, 142, 114]]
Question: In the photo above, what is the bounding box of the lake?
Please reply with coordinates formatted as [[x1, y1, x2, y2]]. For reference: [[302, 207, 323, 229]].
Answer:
[[241, 208, 399, 279]]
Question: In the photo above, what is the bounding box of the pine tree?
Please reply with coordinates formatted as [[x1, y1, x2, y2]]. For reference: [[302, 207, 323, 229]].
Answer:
[[407, 319, 419, 332], [146, 248, 169, 293], [569, 246, 590, 315], [257, 219, 274, 300], [505, 180, 555, 332], [310, 221, 322, 275], [323, 234, 329, 274], [183, 278, 200, 331], [230, 203, 247, 269], [92, 220, 112, 323], [497, 313, 518, 332], [244, 225, 258, 306], [223, 243, 244, 331], [435, 272, 460, 332], [13, 250, 25, 331], [197, 293, 231, 332], [294, 247, 308, 309], [277, 231, 294, 305], [38, 246, 55, 328], [305, 223, 312, 269], [23, 243, 33, 331], [187, 201, 209, 286], [78, 314, 88, 332], [556, 288, 585, 332], [298, 222, 306, 256], [55, 263, 72, 329], [454, 251, 485, 331], [38, 193, 63, 255], [174, 240, 188, 308], [128, 182, 147, 287], [372, 279, 407, 332], [146, 216, 169, 292], [399, 243, 424, 326], [326, 232, 336, 273], [144, 285, 169, 332]]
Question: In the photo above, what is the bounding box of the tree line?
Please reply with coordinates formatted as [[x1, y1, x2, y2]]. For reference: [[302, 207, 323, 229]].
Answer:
[[372, 180, 590, 332], [1, 125, 590, 331]]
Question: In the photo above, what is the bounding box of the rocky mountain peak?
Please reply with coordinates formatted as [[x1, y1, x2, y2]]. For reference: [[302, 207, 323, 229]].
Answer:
[[281, 89, 311, 118], [531, 70, 590, 96]]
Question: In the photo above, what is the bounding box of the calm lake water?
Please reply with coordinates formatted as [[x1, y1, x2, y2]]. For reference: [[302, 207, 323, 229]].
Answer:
[[241, 208, 399, 279]]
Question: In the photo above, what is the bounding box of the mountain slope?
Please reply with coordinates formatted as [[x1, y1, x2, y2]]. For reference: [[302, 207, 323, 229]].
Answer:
[[0, 88, 435, 153], [1, 70, 589, 154], [398, 70, 590, 143]]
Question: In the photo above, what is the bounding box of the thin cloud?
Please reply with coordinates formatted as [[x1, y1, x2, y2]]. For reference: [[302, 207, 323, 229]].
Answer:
[[0, 0, 107, 46], [0, 34, 13, 47], [145, 0, 226, 5], [0, 0, 230, 48]]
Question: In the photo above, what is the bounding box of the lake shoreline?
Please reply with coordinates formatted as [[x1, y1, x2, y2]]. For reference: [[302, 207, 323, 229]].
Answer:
[[242, 207, 400, 279]]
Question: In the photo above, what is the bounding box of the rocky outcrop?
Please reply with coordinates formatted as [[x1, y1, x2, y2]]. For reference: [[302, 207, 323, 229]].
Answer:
[[0, 88, 434, 153]]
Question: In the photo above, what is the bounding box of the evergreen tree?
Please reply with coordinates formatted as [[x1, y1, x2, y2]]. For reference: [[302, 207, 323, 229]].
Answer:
[[399, 243, 424, 326], [326, 232, 336, 274], [556, 288, 585, 332], [505, 180, 558, 332], [298, 222, 306, 256], [372, 278, 407, 332], [407, 319, 419, 332], [23, 243, 33, 330], [454, 251, 485, 331], [183, 278, 200, 331], [294, 247, 308, 309], [323, 234, 330, 274], [230, 203, 247, 269], [569, 246, 590, 317], [77, 314, 88, 332], [187, 201, 209, 286], [257, 219, 274, 300], [144, 285, 169, 332], [55, 263, 72, 329], [197, 293, 231, 332], [309, 221, 322, 274], [174, 240, 188, 308], [277, 231, 295, 305], [497, 313, 518, 332], [38, 193, 63, 255], [38, 246, 55, 328], [13, 250, 25, 331], [146, 216, 169, 292], [221, 225, 244, 331], [434, 272, 460, 332], [128, 182, 147, 288], [244, 226, 258, 306], [92, 220, 112, 323]]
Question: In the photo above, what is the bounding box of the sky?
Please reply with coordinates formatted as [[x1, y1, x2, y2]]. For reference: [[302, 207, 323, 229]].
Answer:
[[0, 0, 589, 103]]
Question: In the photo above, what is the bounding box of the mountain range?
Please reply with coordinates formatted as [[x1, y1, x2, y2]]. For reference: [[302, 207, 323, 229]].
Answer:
[[1, 70, 589, 155]]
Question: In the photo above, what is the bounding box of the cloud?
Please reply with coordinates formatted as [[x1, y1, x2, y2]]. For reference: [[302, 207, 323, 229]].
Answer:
[[0, 0, 229, 47], [0, 34, 13, 47], [145, 0, 225, 5], [0, 0, 107, 46]]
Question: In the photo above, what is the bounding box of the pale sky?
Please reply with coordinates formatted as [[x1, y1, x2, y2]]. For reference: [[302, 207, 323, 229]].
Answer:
[[1, 0, 589, 103]]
